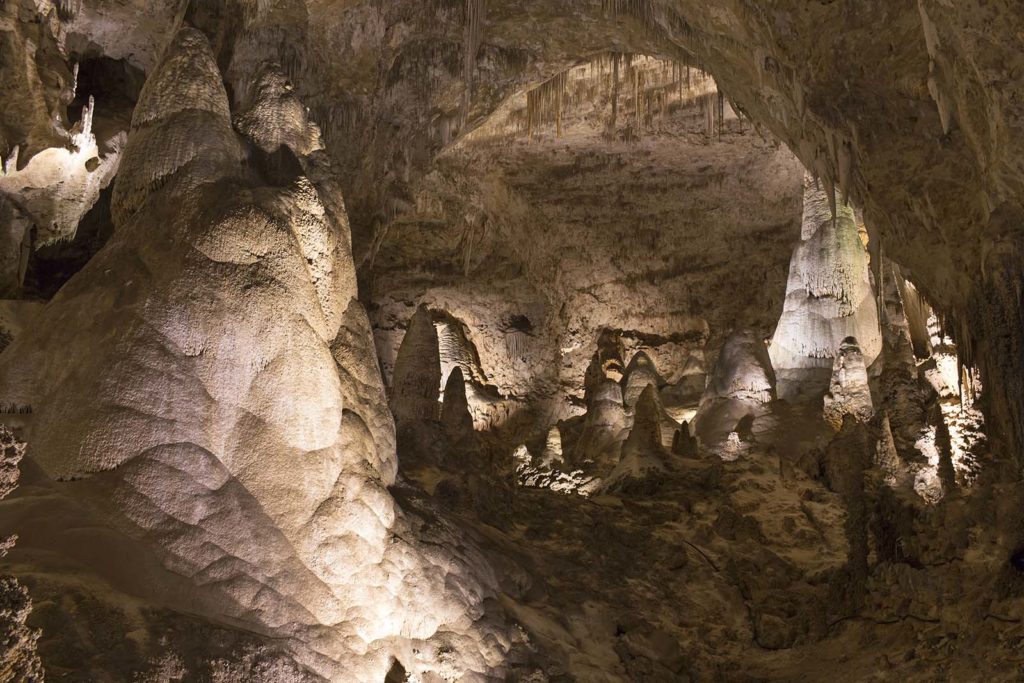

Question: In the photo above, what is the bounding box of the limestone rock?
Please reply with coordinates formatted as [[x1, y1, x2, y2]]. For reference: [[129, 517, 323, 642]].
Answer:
[[875, 412, 911, 488], [233, 64, 322, 156], [0, 426, 43, 683], [572, 377, 628, 470], [693, 329, 776, 452], [672, 421, 699, 458], [822, 337, 874, 430], [0, 28, 509, 681], [0, 96, 122, 249]]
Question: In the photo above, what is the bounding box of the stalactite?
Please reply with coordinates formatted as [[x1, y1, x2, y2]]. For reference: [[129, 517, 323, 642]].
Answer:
[[526, 71, 567, 140], [518, 55, 719, 140], [610, 55, 620, 131], [462, 0, 487, 120]]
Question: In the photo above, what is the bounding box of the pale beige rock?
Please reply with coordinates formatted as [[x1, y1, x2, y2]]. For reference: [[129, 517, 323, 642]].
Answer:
[[622, 350, 663, 409]]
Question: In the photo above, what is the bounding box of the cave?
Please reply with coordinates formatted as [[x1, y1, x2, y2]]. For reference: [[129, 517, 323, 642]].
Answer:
[[0, 1, 1022, 681]]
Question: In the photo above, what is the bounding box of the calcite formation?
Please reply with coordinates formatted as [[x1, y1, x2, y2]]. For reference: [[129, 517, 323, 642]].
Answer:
[[769, 179, 880, 399], [603, 385, 670, 494], [0, 426, 42, 683]]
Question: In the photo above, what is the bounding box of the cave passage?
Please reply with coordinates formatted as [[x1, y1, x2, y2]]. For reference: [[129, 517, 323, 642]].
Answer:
[[0, 2, 1022, 681]]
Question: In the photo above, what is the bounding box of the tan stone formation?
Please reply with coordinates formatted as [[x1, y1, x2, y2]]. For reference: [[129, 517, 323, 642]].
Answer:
[[672, 421, 699, 458], [875, 412, 911, 489], [603, 385, 669, 495], [822, 337, 875, 430], [0, 1, 1021, 680], [572, 376, 629, 471], [701, 329, 777, 407], [234, 63, 322, 157], [769, 179, 881, 399], [390, 305, 441, 425], [694, 328, 777, 453], [0, 96, 122, 249], [0, 28, 509, 681]]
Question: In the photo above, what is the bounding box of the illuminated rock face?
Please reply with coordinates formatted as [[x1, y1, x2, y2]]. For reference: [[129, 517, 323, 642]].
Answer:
[[0, 28, 507, 682], [769, 179, 880, 399]]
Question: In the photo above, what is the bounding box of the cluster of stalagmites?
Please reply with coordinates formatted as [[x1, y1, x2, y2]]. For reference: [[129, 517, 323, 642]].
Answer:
[[501, 180, 977, 507]]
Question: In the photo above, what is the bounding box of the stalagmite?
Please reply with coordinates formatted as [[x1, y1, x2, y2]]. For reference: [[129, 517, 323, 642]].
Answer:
[[701, 329, 777, 405], [539, 424, 565, 467], [572, 377, 629, 470], [694, 329, 776, 452], [1, 1, 1022, 679], [672, 421, 699, 458], [441, 366, 475, 442], [391, 305, 442, 424], [603, 384, 668, 494], [769, 177, 881, 399], [934, 404, 958, 497], [875, 412, 910, 488], [822, 337, 874, 430]]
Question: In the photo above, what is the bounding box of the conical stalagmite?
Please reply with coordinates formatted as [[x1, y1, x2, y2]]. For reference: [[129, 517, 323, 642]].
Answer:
[[694, 329, 776, 450], [441, 366, 475, 442], [702, 329, 777, 405], [623, 384, 665, 459], [573, 377, 628, 470], [603, 385, 669, 494], [672, 421, 699, 458], [875, 412, 910, 488], [769, 178, 881, 399], [0, 29, 511, 681], [392, 305, 442, 424]]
